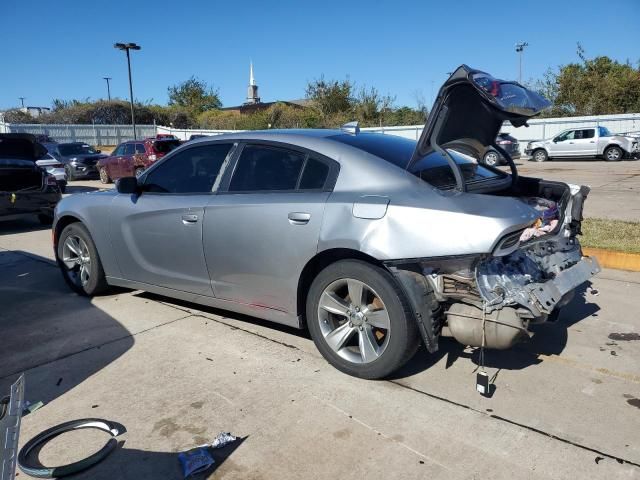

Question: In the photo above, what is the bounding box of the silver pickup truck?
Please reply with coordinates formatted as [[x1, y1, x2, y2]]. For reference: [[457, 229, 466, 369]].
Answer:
[[525, 126, 639, 162]]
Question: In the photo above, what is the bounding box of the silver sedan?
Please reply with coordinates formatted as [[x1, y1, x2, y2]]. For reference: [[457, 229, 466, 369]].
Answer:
[[53, 66, 599, 378]]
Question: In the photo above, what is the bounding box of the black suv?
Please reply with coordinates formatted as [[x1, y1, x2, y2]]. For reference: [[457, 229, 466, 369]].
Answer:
[[49, 142, 107, 181]]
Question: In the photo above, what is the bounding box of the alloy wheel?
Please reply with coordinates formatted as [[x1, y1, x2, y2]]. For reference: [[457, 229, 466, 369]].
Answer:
[[534, 150, 546, 162], [317, 278, 391, 364], [61, 235, 91, 287], [606, 148, 621, 161], [484, 151, 499, 166]]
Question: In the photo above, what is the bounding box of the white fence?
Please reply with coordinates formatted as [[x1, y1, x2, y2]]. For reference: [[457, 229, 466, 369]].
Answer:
[[2, 112, 639, 152], [0, 121, 157, 145]]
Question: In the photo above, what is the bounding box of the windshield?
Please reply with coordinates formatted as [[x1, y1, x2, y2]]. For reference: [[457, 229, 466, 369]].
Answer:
[[330, 133, 503, 189], [58, 143, 97, 156], [153, 140, 182, 154]]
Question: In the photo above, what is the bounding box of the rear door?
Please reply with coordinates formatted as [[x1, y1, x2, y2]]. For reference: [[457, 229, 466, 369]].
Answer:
[[203, 142, 336, 316], [109, 143, 234, 295], [571, 128, 597, 156], [118, 143, 136, 177], [106, 144, 125, 179]]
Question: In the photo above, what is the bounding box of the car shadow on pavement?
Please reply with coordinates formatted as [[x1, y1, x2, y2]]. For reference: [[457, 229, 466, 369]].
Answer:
[[65, 184, 102, 194], [0, 217, 51, 235], [391, 282, 600, 379], [0, 250, 134, 407]]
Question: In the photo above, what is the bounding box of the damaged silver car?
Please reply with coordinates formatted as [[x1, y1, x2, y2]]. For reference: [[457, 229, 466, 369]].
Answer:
[[53, 65, 600, 379]]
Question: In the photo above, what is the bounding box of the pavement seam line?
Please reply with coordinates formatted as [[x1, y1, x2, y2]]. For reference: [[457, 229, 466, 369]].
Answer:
[[0, 248, 58, 268], [0, 313, 194, 380], [389, 380, 640, 469]]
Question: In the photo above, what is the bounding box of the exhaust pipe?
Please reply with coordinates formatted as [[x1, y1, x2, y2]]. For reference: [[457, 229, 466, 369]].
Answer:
[[444, 303, 529, 350]]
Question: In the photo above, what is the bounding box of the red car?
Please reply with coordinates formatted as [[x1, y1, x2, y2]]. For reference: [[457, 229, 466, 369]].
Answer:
[[97, 138, 181, 183]]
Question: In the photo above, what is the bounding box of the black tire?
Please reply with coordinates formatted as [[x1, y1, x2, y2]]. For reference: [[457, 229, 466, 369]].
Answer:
[[99, 167, 112, 184], [59, 183, 66, 193], [306, 260, 419, 379], [603, 145, 623, 162], [65, 165, 75, 182], [56, 222, 109, 296], [532, 149, 548, 162], [483, 150, 501, 166]]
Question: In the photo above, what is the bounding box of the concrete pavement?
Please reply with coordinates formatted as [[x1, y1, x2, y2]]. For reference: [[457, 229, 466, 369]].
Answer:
[[1, 214, 640, 478]]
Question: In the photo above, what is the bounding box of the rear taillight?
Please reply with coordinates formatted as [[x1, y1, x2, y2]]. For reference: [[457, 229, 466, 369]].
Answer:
[[45, 175, 58, 187], [497, 140, 512, 145], [148, 154, 157, 161]]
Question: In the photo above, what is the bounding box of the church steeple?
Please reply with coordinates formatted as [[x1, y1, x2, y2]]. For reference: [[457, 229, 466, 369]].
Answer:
[[246, 60, 260, 104]]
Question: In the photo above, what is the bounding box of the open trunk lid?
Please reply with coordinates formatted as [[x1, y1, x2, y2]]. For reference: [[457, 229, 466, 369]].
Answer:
[[409, 65, 550, 191]]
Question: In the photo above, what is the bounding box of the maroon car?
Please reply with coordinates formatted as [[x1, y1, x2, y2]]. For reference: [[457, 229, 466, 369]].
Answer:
[[97, 138, 181, 183]]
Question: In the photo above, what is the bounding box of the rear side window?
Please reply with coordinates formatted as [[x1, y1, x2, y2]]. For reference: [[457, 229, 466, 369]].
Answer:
[[144, 144, 232, 194], [229, 145, 305, 192], [112, 144, 125, 156], [299, 158, 330, 190], [123, 143, 135, 155], [135, 143, 146, 154]]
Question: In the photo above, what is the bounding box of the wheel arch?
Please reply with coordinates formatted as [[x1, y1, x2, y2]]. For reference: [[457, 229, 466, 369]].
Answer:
[[296, 248, 384, 327], [54, 214, 83, 249]]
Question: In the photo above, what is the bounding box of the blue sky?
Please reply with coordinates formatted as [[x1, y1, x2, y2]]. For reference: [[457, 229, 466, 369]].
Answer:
[[2, 0, 639, 111]]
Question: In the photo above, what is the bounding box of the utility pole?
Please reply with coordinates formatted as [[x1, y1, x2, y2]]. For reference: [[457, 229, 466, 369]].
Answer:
[[515, 41, 529, 84], [19, 97, 25, 108], [114, 43, 141, 139], [103, 77, 112, 101]]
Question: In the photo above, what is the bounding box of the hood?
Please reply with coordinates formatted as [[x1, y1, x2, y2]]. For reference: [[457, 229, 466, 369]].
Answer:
[[409, 65, 550, 188], [0, 133, 47, 161]]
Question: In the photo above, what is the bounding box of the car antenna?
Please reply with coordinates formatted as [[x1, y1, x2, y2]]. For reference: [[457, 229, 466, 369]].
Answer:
[[340, 121, 360, 135]]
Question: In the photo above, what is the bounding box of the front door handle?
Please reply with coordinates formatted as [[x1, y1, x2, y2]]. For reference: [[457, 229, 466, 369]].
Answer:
[[288, 212, 311, 225], [181, 214, 199, 224]]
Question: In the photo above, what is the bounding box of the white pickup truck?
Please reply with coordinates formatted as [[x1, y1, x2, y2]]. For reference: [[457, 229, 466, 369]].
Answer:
[[524, 126, 639, 162]]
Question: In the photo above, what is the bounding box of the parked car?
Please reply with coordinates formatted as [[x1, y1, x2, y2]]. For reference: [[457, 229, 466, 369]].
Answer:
[[49, 142, 107, 181], [445, 132, 521, 166], [525, 126, 640, 162], [97, 138, 181, 183], [1, 133, 61, 224], [188, 134, 209, 141], [53, 65, 599, 379], [36, 152, 67, 192]]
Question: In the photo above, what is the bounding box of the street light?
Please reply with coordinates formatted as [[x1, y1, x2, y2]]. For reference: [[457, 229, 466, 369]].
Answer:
[[103, 77, 112, 101], [114, 42, 141, 139], [515, 41, 529, 84]]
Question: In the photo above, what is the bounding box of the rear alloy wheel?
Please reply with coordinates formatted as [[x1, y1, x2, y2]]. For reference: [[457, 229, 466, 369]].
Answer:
[[483, 150, 500, 166], [604, 146, 623, 162], [134, 167, 145, 178], [307, 260, 419, 379], [532, 149, 548, 162], [57, 223, 109, 296], [99, 167, 112, 184]]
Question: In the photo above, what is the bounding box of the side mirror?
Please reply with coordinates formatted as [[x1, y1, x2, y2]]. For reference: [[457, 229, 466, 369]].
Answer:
[[552, 138, 559, 143], [116, 176, 139, 194]]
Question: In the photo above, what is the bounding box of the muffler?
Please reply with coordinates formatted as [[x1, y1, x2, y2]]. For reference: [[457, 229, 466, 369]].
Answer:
[[444, 303, 529, 349]]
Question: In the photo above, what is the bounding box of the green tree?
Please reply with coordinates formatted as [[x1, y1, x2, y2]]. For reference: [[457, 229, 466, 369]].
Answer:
[[167, 77, 221, 114], [305, 76, 354, 116]]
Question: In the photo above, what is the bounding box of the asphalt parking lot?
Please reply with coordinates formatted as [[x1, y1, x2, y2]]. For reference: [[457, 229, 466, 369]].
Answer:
[[1, 159, 640, 479]]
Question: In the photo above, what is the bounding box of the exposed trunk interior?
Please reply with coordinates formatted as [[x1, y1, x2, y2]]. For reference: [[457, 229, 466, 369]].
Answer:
[[0, 163, 43, 192]]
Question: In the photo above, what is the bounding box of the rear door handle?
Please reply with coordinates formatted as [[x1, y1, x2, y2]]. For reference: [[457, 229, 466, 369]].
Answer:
[[182, 214, 199, 224], [288, 212, 311, 225]]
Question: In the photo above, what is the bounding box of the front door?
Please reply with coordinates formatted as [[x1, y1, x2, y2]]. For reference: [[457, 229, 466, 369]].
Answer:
[[109, 142, 234, 295], [203, 143, 334, 315], [106, 143, 125, 179], [118, 143, 135, 177], [549, 130, 576, 157]]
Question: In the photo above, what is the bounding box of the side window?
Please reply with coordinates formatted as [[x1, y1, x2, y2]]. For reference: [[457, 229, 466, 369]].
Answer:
[[144, 143, 232, 194], [135, 143, 146, 154], [582, 129, 595, 139], [557, 131, 575, 142], [123, 143, 135, 155], [299, 158, 330, 190], [229, 145, 306, 192]]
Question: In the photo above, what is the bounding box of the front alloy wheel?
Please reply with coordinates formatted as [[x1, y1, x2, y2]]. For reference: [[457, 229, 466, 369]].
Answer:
[[604, 146, 622, 161], [307, 260, 419, 379], [57, 223, 109, 296], [483, 151, 500, 166]]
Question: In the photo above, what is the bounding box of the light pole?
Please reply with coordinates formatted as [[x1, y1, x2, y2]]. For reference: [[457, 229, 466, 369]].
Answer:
[[103, 77, 112, 101], [515, 41, 529, 84], [19, 97, 25, 108], [114, 42, 141, 139]]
